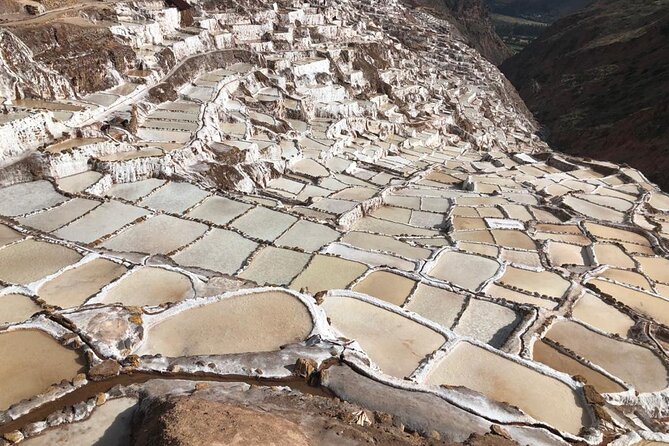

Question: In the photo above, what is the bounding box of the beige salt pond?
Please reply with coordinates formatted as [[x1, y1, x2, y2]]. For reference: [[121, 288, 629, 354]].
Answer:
[[171, 228, 258, 275], [404, 284, 466, 329], [571, 292, 634, 337], [291, 255, 368, 293], [0, 239, 82, 285], [546, 320, 668, 392], [592, 244, 635, 269], [352, 271, 417, 306], [101, 215, 208, 255], [137, 291, 313, 356], [0, 329, 85, 411], [0, 224, 22, 247], [486, 284, 558, 310], [635, 256, 669, 284], [428, 251, 500, 291], [97, 267, 194, 307], [17, 198, 101, 232], [322, 295, 445, 378], [239, 247, 311, 286], [426, 342, 588, 435], [38, 258, 127, 308], [532, 340, 625, 394], [0, 294, 41, 325], [588, 279, 669, 326], [498, 266, 570, 299]]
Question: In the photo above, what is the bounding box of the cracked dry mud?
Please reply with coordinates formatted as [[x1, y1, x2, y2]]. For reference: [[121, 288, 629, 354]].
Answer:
[[0, 0, 668, 445]]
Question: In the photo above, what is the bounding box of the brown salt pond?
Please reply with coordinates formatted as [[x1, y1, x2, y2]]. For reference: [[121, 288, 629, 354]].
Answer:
[[37, 258, 128, 308], [0, 224, 22, 247], [98, 267, 194, 307], [571, 292, 634, 337], [0, 294, 41, 325], [426, 342, 588, 435], [598, 268, 652, 291], [291, 255, 368, 293], [352, 271, 417, 306], [0, 239, 82, 285], [322, 295, 445, 378], [427, 251, 499, 291], [0, 329, 85, 411], [545, 320, 669, 392], [584, 222, 650, 246], [588, 279, 669, 326], [532, 340, 625, 394], [137, 291, 313, 356]]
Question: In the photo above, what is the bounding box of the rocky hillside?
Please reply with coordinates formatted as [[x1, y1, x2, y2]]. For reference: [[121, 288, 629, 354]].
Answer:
[[412, 0, 511, 65], [488, 0, 592, 22], [501, 0, 669, 189]]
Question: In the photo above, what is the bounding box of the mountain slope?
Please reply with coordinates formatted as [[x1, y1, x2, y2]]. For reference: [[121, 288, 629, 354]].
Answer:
[[501, 0, 669, 189]]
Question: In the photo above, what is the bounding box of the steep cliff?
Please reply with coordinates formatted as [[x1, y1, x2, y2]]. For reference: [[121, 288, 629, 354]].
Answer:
[[502, 0, 669, 189], [412, 0, 512, 65]]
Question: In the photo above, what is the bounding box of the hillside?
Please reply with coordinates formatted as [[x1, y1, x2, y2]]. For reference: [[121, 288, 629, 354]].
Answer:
[[502, 0, 669, 189]]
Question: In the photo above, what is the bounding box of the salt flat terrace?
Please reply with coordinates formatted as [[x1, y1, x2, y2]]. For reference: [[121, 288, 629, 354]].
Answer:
[[0, 0, 668, 444]]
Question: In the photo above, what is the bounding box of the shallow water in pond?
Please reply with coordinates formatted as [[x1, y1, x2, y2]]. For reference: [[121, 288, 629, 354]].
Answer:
[[0, 330, 85, 411], [137, 291, 313, 356]]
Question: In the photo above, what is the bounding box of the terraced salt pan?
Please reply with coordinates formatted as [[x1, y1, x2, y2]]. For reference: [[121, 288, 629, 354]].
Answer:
[[598, 268, 652, 290], [454, 299, 521, 348], [547, 241, 588, 266], [101, 215, 208, 255], [172, 229, 258, 275], [17, 198, 101, 232], [486, 284, 558, 310], [426, 342, 588, 435], [56, 171, 103, 194], [291, 255, 368, 293], [53, 201, 149, 244], [532, 340, 625, 394], [0, 223, 22, 246], [38, 258, 127, 308], [584, 222, 650, 246], [635, 256, 669, 284], [352, 271, 416, 306], [404, 284, 466, 328], [0, 239, 82, 285], [546, 320, 669, 392], [106, 179, 166, 202], [428, 251, 499, 291], [275, 220, 340, 252], [239, 247, 311, 286], [137, 291, 313, 356], [22, 397, 136, 446], [572, 292, 634, 337], [322, 295, 445, 378], [0, 329, 84, 411], [593, 244, 635, 268], [138, 182, 209, 214], [491, 230, 536, 250], [186, 196, 253, 225], [589, 279, 669, 326], [0, 294, 41, 325], [371, 206, 412, 224], [98, 267, 194, 307], [325, 243, 415, 271], [351, 216, 437, 237], [563, 196, 624, 223], [0, 181, 67, 217], [499, 266, 570, 299], [231, 206, 298, 242]]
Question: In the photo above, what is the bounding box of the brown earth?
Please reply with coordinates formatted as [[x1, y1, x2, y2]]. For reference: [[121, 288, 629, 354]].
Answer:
[[501, 0, 669, 190]]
